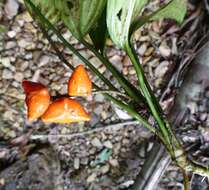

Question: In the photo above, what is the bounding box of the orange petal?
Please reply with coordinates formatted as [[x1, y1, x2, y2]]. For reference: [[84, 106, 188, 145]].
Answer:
[[26, 88, 51, 121], [68, 65, 92, 97], [22, 80, 46, 94], [41, 97, 91, 123]]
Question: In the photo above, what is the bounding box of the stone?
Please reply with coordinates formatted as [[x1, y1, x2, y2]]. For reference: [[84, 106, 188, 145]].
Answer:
[[103, 141, 113, 149], [5, 0, 19, 19], [5, 41, 17, 49], [17, 39, 31, 48], [109, 55, 123, 72], [159, 41, 171, 57], [74, 157, 80, 170], [2, 69, 13, 79], [14, 72, 24, 82], [87, 173, 97, 183], [7, 31, 16, 38], [100, 164, 110, 174], [94, 105, 103, 116], [138, 43, 147, 55], [94, 94, 104, 102], [89, 57, 102, 69], [91, 137, 103, 148], [109, 159, 119, 167], [155, 61, 170, 78], [39, 55, 51, 67], [1, 57, 11, 67]]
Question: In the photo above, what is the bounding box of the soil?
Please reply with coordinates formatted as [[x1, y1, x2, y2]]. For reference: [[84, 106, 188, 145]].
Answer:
[[0, 0, 209, 190]]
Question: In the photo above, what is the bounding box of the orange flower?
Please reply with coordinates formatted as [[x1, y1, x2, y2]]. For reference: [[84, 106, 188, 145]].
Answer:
[[41, 97, 91, 123], [68, 65, 92, 97], [22, 81, 50, 121]]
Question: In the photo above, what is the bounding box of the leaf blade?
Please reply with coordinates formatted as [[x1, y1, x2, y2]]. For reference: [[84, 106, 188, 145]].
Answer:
[[106, 0, 148, 49]]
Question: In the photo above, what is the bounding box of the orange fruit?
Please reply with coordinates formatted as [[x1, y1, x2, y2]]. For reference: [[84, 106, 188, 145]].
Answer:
[[68, 65, 92, 97], [22, 81, 50, 121], [41, 97, 91, 123], [22, 80, 46, 94]]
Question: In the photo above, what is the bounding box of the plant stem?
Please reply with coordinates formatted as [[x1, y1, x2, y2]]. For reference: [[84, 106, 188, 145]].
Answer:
[[106, 94, 159, 135], [125, 41, 209, 182], [81, 39, 146, 104], [125, 41, 174, 154]]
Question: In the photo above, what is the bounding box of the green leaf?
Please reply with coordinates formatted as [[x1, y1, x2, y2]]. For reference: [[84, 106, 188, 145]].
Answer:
[[150, 0, 187, 24], [24, 0, 60, 24], [89, 8, 107, 54], [55, 0, 107, 40], [131, 0, 187, 34], [106, 0, 148, 49]]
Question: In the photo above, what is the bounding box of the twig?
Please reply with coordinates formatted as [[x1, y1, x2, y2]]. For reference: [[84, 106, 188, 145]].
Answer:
[[30, 120, 141, 141]]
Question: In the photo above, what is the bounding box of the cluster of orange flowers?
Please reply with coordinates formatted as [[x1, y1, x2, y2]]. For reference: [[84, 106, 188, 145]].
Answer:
[[22, 65, 92, 123]]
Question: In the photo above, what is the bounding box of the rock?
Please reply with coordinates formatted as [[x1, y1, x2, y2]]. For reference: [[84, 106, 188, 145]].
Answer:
[[86, 173, 97, 183], [17, 39, 31, 48], [155, 61, 170, 78], [94, 105, 103, 116], [2, 69, 13, 79], [7, 31, 16, 38], [109, 159, 119, 167], [5, 41, 17, 49], [39, 55, 51, 67], [100, 164, 110, 174], [138, 43, 147, 55], [1, 57, 11, 67], [94, 94, 104, 102], [74, 157, 80, 170], [98, 65, 106, 74], [91, 137, 103, 148], [109, 55, 123, 72], [25, 53, 33, 60], [89, 57, 102, 69], [123, 55, 132, 66], [128, 67, 135, 75], [159, 41, 171, 57], [4, 0, 19, 19], [20, 61, 29, 71], [14, 72, 24, 82], [103, 141, 113, 149]]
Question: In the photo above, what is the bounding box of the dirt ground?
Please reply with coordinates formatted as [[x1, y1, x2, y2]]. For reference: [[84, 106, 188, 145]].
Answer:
[[1, 0, 209, 190]]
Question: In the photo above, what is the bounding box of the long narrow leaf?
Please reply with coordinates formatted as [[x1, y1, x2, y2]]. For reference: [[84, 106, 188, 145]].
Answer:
[[24, 0, 118, 92], [81, 40, 146, 104]]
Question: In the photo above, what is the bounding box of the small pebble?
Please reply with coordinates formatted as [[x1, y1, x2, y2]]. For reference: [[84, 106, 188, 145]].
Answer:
[[2, 69, 13, 79], [103, 141, 113, 149]]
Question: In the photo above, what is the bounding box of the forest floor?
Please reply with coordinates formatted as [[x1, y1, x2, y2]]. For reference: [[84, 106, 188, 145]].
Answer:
[[1, 0, 209, 190]]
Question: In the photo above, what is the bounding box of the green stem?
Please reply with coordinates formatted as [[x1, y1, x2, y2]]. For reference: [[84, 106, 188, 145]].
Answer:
[[81, 39, 146, 104], [125, 41, 173, 154], [105, 94, 159, 135]]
